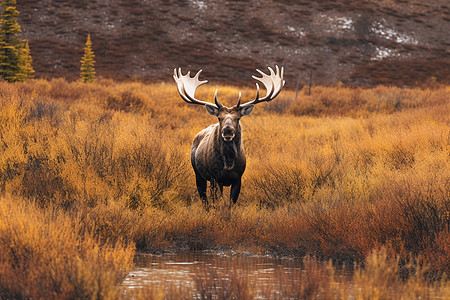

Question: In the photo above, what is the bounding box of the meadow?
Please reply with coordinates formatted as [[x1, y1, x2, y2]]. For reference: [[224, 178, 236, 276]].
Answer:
[[0, 78, 449, 298]]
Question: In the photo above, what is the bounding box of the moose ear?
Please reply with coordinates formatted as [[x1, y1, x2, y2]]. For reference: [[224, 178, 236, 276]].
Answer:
[[240, 104, 254, 116], [205, 104, 220, 116]]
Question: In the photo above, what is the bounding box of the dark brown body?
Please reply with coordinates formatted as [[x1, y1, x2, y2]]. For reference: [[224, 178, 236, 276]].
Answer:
[[191, 119, 246, 204]]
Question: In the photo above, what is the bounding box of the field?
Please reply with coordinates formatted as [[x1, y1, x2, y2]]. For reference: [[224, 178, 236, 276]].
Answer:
[[0, 78, 449, 298]]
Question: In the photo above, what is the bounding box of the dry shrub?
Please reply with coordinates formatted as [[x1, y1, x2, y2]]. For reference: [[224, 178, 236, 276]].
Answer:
[[262, 90, 296, 114], [251, 150, 337, 207], [79, 201, 140, 245], [15, 78, 83, 102], [384, 183, 450, 277], [0, 196, 134, 299], [289, 85, 450, 117], [353, 250, 450, 299], [0, 81, 190, 209], [0, 79, 449, 295], [147, 203, 219, 251], [107, 90, 146, 112]]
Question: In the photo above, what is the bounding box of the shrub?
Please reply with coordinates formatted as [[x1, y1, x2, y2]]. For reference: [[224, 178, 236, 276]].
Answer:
[[0, 196, 134, 299]]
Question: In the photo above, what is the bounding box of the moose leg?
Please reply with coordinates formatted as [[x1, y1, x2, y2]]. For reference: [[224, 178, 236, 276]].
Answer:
[[195, 172, 207, 203], [210, 179, 218, 208], [230, 179, 241, 205]]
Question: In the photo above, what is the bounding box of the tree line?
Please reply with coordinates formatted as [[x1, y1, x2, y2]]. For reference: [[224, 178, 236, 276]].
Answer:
[[0, 0, 95, 83]]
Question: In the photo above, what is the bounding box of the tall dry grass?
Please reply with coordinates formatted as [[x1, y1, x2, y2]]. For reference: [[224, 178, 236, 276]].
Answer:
[[0, 195, 134, 299], [0, 79, 190, 210], [0, 78, 449, 297]]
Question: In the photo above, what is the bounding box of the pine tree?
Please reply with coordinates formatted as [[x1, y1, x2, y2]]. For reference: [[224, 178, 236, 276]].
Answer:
[[0, 0, 23, 82], [80, 33, 96, 83], [16, 40, 34, 81]]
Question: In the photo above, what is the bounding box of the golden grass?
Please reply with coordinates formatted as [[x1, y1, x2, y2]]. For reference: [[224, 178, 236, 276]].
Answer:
[[0, 195, 134, 299], [0, 78, 449, 297]]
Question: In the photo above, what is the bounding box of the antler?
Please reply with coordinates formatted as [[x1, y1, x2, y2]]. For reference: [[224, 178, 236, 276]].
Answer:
[[174, 66, 285, 109], [240, 66, 285, 108], [173, 68, 223, 108]]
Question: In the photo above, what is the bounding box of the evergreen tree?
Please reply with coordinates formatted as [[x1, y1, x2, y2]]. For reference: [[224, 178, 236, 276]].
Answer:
[[80, 33, 96, 83], [16, 40, 34, 81], [0, 0, 22, 82], [0, 0, 33, 82]]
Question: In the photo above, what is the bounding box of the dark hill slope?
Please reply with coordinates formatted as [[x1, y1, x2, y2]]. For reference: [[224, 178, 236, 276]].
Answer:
[[17, 0, 450, 87]]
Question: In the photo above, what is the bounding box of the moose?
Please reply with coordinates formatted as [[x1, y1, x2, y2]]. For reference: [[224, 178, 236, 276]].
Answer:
[[173, 66, 285, 207]]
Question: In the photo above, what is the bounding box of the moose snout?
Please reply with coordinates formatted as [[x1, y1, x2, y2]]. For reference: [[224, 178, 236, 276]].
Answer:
[[222, 126, 235, 142]]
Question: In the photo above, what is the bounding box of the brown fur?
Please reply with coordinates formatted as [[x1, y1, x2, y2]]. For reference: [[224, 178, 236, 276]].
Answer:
[[191, 107, 247, 206]]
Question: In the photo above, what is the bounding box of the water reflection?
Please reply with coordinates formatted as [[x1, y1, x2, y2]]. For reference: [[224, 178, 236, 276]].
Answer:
[[122, 251, 349, 298]]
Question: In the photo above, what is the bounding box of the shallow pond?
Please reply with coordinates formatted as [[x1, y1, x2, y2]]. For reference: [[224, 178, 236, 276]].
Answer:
[[122, 251, 351, 299]]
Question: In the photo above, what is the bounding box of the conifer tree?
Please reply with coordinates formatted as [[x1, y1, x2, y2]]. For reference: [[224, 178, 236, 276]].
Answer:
[[0, 0, 28, 82], [80, 33, 96, 83], [16, 40, 34, 81]]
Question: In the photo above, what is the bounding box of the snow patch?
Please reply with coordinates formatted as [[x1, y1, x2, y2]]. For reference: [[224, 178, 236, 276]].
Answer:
[[191, 0, 207, 10], [319, 14, 354, 32], [286, 25, 306, 38], [371, 47, 400, 60], [333, 16, 354, 30], [371, 20, 418, 45]]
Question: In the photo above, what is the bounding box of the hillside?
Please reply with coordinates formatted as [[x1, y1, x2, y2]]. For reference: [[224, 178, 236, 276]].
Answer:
[[17, 0, 450, 87]]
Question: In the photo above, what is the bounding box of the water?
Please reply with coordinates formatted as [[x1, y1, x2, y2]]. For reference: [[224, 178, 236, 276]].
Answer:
[[122, 251, 350, 298]]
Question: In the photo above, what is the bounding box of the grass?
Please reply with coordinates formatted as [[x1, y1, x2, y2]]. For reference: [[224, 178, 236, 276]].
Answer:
[[0, 195, 134, 299], [0, 78, 449, 298]]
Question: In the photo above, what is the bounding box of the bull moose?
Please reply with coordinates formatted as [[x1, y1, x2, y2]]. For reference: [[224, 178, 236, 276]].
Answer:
[[173, 66, 285, 207]]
